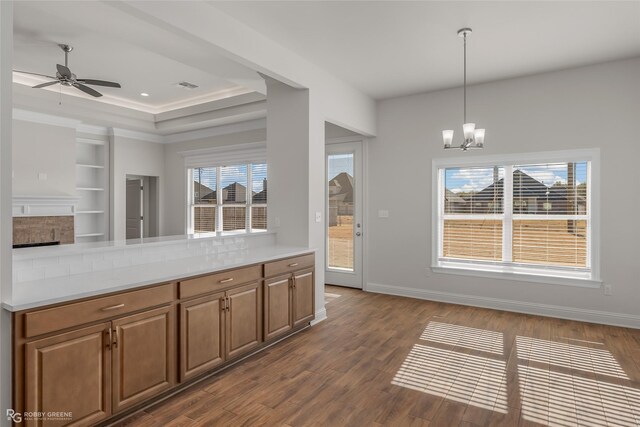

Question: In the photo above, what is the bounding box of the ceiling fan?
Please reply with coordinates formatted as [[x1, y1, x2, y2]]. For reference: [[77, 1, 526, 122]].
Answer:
[[13, 44, 121, 97]]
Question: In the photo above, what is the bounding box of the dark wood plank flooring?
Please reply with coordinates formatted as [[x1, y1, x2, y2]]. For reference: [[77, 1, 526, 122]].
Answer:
[[112, 285, 640, 427]]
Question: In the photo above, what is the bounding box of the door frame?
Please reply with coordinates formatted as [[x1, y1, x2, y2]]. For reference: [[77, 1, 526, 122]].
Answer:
[[325, 137, 366, 289]]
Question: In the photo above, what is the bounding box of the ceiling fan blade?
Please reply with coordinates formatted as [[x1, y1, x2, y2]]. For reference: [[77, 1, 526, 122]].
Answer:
[[72, 82, 102, 97], [56, 64, 72, 78], [76, 79, 121, 88], [32, 81, 60, 89], [13, 70, 57, 79]]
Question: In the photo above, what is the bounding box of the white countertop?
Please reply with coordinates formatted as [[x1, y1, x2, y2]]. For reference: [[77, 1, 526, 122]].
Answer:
[[3, 245, 314, 312]]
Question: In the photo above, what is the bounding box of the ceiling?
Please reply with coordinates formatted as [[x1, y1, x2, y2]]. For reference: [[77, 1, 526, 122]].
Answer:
[[12, 1, 264, 114], [213, 1, 640, 100]]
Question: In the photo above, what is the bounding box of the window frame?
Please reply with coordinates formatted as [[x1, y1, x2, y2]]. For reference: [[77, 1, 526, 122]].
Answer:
[[187, 162, 267, 235], [431, 149, 601, 288]]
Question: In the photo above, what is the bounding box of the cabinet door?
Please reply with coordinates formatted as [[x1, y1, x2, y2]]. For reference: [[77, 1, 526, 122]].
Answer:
[[293, 269, 315, 327], [264, 275, 292, 340], [25, 323, 111, 427], [180, 292, 225, 381], [112, 306, 175, 413], [226, 282, 262, 359]]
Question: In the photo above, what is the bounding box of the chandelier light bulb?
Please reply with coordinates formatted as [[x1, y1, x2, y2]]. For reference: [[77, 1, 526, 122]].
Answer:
[[463, 123, 476, 140], [442, 130, 454, 147], [474, 128, 485, 146]]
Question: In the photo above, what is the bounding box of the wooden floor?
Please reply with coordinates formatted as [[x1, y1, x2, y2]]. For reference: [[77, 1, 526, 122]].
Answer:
[[113, 286, 640, 427]]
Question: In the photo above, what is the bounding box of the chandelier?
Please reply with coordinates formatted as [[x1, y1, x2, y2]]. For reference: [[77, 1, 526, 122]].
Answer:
[[442, 28, 485, 150]]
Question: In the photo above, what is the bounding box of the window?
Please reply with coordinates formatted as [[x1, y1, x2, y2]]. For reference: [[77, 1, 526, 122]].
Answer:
[[189, 162, 267, 234], [433, 150, 599, 285]]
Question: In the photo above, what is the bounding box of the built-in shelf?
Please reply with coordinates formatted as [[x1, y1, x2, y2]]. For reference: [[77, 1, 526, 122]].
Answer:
[[76, 135, 109, 242], [76, 210, 105, 214], [76, 163, 105, 169], [76, 233, 105, 238]]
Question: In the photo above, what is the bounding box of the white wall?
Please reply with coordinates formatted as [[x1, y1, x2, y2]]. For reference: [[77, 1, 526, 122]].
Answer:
[[12, 120, 76, 196], [111, 136, 165, 240], [0, 0, 12, 417], [367, 57, 640, 326], [163, 128, 266, 235]]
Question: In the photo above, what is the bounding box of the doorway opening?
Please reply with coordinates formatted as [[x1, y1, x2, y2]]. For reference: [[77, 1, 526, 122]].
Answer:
[[126, 175, 159, 239]]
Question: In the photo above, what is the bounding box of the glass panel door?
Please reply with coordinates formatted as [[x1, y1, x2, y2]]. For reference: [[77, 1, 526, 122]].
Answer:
[[326, 141, 363, 288]]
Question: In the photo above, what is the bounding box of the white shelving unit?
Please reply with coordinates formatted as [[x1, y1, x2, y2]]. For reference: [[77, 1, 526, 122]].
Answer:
[[75, 136, 109, 242]]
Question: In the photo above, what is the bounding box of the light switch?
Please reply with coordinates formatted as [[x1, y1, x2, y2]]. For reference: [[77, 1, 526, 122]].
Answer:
[[315, 211, 322, 223], [38, 172, 47, 181], [378, 210, 389, 218]]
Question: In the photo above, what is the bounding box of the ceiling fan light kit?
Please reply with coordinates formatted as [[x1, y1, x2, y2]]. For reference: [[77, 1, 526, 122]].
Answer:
[[442, 28, 486, 151], [13, 43, 122, 98]]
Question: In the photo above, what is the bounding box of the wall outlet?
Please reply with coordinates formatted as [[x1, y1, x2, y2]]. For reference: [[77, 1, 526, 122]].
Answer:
[[604, 284, 613, 296], [378, 210, 389, 218], [38, 172, 47, 181], [315, 211, 321, 223]]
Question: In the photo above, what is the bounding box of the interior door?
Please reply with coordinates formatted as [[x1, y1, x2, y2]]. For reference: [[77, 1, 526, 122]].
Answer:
[[326, 141, 363, 288], [125, 179, 142, 239]]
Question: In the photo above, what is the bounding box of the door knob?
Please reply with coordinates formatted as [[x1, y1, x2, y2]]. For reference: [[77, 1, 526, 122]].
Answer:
[[356, 231, 361, 237]]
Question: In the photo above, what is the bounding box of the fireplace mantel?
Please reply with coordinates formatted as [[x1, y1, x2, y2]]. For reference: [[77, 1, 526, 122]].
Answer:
[[12, 195, 80, 217]]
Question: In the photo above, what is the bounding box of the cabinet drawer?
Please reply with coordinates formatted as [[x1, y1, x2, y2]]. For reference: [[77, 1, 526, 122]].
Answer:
[[179, 265, 262, 300], [264, 253, 315, 278], [24, 284, 173, 338]]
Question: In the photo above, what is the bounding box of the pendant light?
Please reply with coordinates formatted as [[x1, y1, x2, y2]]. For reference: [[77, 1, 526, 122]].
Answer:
[[442, 28, 485, 150]]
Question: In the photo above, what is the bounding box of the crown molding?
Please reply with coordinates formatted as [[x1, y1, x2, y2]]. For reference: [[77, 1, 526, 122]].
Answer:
[[76, 123, 110, 136], [111, 127, 164, 144], [13, 108, 81, 129], [164, 118, 266, 144]]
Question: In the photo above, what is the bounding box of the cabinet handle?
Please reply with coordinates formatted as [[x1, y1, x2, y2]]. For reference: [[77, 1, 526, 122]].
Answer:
[[101, 303, 125, 311], [220, 297, 226, 312], [288, 263, 299, 267], [292, 276, 296, 289], [226, 297, 230, 312], [219, 277, 234, 284], [105, 329, 112, 349], [113, 328, 119, 348]]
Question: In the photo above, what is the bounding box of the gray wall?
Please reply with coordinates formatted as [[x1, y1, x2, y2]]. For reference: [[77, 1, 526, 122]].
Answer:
[[366, 57, 640, 323]]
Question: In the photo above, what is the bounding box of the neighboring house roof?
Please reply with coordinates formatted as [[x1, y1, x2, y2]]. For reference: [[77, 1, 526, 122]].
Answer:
[[445, 189, 467, 204], [194, 181, 215, 202], [252, 190, 267, 203], [472, 170, 585, 204], [328, 172, 354, 203]]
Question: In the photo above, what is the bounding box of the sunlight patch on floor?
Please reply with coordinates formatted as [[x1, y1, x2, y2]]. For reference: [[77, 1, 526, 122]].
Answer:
[[421, 321, 504, 355], [516, 336, 628, 379], [518, 364, 640, 427], [392, 343, 508, 413]]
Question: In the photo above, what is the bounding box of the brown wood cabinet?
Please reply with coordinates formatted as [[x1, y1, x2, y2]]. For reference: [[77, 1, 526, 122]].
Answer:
[[226, 282, 262, 359], [264, 275, 293, 340], [25, 323, 111, 427], [179, 292, 225, 381], [111, 306, 175, 412], [293, 268, 315, 327], [263, 264, 315, 341], [14, 253, 314, 427]]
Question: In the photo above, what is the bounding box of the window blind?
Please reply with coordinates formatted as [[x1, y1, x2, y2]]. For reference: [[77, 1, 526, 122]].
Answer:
[[443, 166, 504, 262], [439, 160, 590, 273], [512, 162, 588, 268], [189, 162, 267, 234]]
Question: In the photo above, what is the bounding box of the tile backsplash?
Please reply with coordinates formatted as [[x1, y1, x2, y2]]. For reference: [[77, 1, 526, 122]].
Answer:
[[13, 233, 276, 283]]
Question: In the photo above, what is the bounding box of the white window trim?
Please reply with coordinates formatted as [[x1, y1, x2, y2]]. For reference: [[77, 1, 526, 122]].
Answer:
[[184, 145, 267, 234], [431, 148, 601, 288]]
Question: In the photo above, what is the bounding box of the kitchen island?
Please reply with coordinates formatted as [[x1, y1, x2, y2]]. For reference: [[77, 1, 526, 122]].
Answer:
[[6, 232, 316, 426]]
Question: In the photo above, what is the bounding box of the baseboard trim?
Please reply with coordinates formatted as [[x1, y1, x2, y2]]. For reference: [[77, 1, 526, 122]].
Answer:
[[310, 307, 327, 326], [366, 282, 640, 329]]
